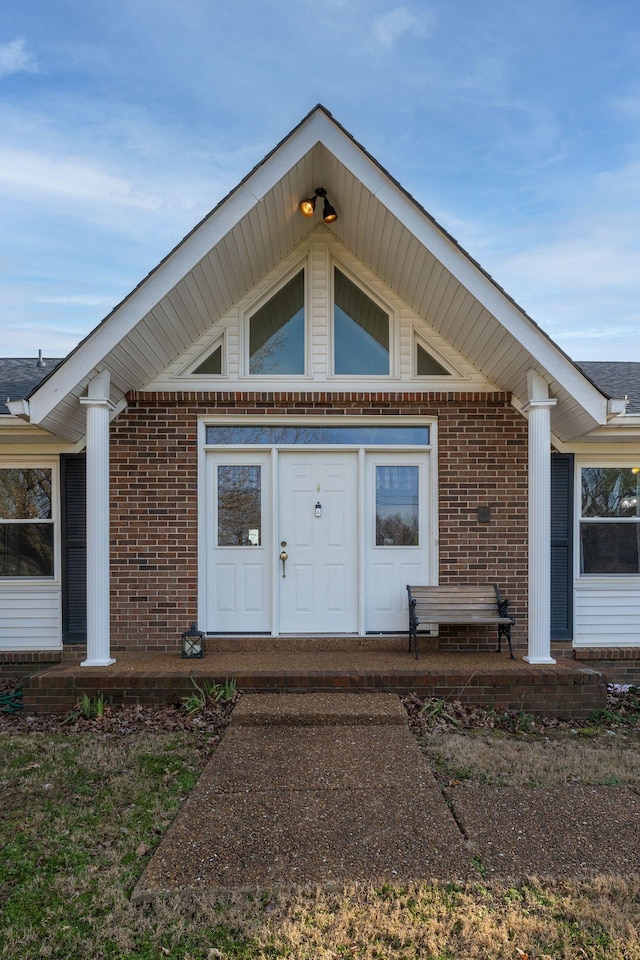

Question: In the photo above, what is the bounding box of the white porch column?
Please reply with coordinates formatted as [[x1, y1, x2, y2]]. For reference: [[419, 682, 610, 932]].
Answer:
[[523, 370, 557, 664], [79, 371, 115, 666]]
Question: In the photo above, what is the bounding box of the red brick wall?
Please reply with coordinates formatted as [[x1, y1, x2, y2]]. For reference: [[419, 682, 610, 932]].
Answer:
[[108, 391, 529, 653]]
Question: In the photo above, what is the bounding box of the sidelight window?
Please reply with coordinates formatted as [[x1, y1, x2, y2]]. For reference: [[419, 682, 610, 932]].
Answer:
[[375, 465, 419, 546], [217, 465, 262, 546]]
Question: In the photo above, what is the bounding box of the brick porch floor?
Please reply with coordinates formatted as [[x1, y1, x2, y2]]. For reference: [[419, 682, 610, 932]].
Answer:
[[23, 636, 606, 718]]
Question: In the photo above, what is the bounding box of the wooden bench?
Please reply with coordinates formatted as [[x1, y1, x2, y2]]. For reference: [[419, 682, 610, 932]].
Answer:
[[406, 584, 515, 659]]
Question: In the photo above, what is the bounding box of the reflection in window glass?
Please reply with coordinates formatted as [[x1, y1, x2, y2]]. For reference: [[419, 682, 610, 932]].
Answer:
[[0, 469, 54, 577], [0, 525, 54, 577], [0, 469, 52, 519], [376, 466, 419, 546], [217, 466, 261, 546], [580, 467, 640, 574], [206, 424, 430, 445], [249, 271, 304, 375], [334, 269, 389, 375], [581, 523, 639, 574], [193, 345, 222, 375], [416, 343, 450, 376], [582, 467, 639, 518]]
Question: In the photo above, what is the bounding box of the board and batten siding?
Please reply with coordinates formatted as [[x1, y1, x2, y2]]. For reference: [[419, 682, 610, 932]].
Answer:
[[0, 584, 61, 650], [574, 579, 640, 646]]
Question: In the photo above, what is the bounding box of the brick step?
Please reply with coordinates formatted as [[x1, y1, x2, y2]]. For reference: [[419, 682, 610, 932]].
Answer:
[[23, 651, 606, 719]]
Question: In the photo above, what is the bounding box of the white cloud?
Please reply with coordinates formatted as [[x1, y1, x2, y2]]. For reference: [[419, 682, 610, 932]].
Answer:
[[0, 37, 38, 78], [0, 146, 163, 210], [34, 294, 114, 307], [371, 7, 431, 48]]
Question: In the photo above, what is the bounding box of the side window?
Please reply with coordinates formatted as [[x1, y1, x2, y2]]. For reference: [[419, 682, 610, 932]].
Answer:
[[580, 467, 640, 574], [0, 468, 55, 577], [416, 342, 450, 377], [249, 271, 305, 375], [192, 343, 223, 375], [334, 268, 389, 375]]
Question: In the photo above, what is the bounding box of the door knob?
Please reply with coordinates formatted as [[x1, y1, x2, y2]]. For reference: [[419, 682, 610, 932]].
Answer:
[[279, 550, 288, 578]]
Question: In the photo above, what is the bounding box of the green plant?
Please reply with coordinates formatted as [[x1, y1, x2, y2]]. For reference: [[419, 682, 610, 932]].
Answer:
[[74, 692, 107, 720], [219, 676, 237, 701], [420, 698, 460, 726], [181, 677, 237, 714], [182, 678, 216, 714]]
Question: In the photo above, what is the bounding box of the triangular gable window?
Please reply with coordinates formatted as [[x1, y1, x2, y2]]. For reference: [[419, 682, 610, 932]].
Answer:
[[416, 342, 451, 377], [192, 344, 223, 376], [249, 270, 305, 375], [334, 268, 389, 375]]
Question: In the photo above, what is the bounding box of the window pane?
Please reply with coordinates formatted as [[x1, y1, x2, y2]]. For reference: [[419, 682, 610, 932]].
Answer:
[[0, 469, 52, 519], [581, 467, 639, 518], [334, 269, 389, 375], [249, 271, 304, 375], [193, 346, 222, 375], [376, 466, 419, 546], [206, 425, 430, 445], [417, 344, 450, 376], [217, 466, 261, 546], [581, 522, 640, 574], [0, 524, 54, 576]]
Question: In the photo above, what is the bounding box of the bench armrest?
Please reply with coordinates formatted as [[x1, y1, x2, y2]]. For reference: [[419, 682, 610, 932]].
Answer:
[[493, 584, 515, 623]]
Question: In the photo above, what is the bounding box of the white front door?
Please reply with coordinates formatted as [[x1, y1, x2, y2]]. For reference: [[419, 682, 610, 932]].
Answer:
[[278, 452, 359, 633]]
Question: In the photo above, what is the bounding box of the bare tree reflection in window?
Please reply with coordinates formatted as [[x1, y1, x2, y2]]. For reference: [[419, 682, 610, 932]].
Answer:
[[0, 469, 54, 576], [375, 466, 419, 546], [217, 466, 261, 546], [249, 271, 305, 375]]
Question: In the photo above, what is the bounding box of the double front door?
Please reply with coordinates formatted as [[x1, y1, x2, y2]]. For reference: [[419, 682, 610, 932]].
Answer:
[[205, 449, 429, 634]]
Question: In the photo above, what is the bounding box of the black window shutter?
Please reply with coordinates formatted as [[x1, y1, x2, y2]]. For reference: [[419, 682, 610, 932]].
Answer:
[[61, 454, 87, 643], [550, 452, 574, 640]]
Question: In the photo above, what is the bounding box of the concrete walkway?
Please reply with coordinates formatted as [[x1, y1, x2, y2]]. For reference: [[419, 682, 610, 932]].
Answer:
[[133, 693, 640, 898]]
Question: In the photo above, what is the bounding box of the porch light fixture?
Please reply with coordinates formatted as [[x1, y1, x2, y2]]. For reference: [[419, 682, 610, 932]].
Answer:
[[299, 187, 338, 223], [181, 622, 206, 659]]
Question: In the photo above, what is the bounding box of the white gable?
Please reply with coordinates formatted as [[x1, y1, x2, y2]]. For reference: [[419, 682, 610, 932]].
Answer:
[[147, 228, 493, 393], [13, 105, 612, 443]]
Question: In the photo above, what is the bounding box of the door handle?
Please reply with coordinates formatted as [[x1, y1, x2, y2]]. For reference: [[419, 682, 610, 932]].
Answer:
[[279, 546, 288, 578]]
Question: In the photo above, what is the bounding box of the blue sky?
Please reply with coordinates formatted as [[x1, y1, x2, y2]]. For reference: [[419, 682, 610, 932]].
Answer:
[[1, 0, 639, 361]]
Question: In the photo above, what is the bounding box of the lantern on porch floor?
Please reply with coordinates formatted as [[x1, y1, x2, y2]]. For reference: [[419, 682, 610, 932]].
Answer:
[[181, 622, 206, 659]]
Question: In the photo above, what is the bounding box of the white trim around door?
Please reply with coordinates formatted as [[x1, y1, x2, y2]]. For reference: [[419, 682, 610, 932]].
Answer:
[[199, 418, 437, 635]]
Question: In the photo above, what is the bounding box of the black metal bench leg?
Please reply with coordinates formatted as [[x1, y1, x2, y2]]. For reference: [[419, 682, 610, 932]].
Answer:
[[496, 624, 514, 659]]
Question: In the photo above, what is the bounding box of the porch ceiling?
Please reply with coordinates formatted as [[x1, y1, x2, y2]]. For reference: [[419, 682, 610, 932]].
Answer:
[[21, 107, 609, 444]]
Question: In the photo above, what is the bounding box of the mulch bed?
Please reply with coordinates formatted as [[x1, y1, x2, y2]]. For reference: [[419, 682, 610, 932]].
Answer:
[[0, 675, 238, 764]]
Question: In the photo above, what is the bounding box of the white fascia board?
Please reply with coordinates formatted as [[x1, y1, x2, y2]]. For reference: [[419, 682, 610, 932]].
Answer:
[[6, 400, 30, 419], [26, 117, 327, 427]]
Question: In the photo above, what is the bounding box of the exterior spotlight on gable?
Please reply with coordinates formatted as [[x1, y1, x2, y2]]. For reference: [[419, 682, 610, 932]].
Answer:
[[299, 187, 338, 223]]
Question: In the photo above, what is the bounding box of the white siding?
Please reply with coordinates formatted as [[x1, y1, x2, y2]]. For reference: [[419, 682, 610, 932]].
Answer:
[[0, 584, 62, 650], [575, 579, 640, 646]]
